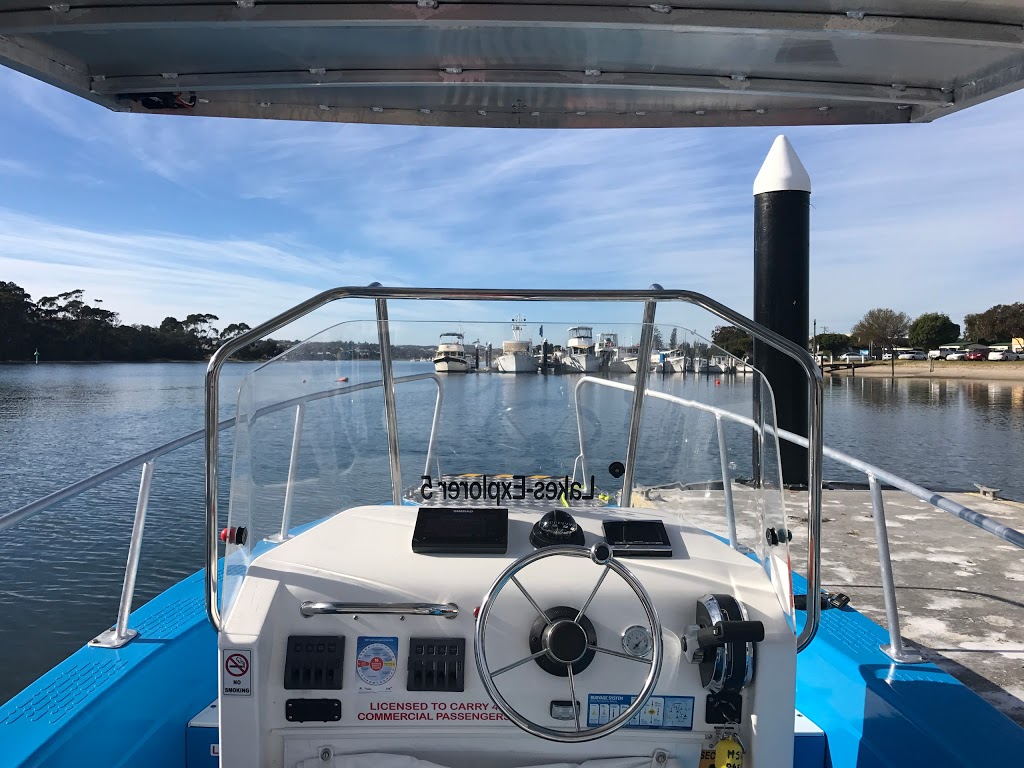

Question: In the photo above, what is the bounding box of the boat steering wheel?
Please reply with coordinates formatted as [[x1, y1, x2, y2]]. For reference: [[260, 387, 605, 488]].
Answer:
[[474, 543, 663, 742]]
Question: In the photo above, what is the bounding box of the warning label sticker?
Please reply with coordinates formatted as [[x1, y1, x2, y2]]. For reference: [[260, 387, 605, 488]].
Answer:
[[586, 693, 693, 730], [356, 636, 399, 693], [222, 649, 252, 696]]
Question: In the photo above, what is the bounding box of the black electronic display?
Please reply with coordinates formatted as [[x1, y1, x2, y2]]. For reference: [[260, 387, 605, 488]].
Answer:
[[602, 520, 672, 558], [412, 507, 508, 554]]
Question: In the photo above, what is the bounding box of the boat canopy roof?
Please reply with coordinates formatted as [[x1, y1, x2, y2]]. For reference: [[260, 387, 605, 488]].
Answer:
[[1, 1, 1022, 129]]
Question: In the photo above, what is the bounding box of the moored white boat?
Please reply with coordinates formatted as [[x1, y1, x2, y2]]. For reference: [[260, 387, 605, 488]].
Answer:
[[433, 332, 470, 373], [496, 317, 538, 374], [560, 326, 601, 373], [596, 333, 633, 374]]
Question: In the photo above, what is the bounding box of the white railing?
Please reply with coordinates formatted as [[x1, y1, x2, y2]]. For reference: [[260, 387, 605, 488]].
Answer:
[[573, 375, 1024, 664]]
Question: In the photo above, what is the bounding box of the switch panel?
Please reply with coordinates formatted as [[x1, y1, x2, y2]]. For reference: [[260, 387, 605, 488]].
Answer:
[[407, 637, 466, 692], [284, 635, 345, 690]]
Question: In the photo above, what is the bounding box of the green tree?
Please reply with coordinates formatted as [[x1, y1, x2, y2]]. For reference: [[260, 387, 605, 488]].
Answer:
[[813, 333, 851, 355], [909, 313, 960, 350], [964, 303, 1024, 342], [669, 327, 678, 349], [220, 322, 252, 340], [711, 325, 752, 358], [652, 326, 664, 350], [851, 308, 910, 350], [0, 281, 36, 359]]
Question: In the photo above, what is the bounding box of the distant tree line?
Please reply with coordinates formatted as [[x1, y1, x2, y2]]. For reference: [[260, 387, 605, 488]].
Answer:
[[701, 301, 1022, 359], [0, 281, 285, 362], [0, 281, 448, 363]]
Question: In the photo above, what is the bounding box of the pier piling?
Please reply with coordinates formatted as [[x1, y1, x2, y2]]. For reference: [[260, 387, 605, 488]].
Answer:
[[752, 135, 811, 486]]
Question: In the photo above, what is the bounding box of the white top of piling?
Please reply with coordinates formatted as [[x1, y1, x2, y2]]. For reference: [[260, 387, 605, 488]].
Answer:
[[753, 135, 811, 195]]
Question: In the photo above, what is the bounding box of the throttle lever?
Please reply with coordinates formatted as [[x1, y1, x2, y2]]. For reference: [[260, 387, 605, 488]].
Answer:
[[683, 620, 765, 664]]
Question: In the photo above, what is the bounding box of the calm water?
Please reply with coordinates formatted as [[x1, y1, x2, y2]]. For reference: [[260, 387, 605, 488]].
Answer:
[[1, 362, 1022, 703]]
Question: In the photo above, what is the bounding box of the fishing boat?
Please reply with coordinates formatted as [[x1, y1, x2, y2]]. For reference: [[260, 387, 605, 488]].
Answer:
[[2, 4, 1024, 768], [432, 332, 470, 373], [496, 318, 538, 374], [597, 334, 633, 374], [561, 327, 601, 373]]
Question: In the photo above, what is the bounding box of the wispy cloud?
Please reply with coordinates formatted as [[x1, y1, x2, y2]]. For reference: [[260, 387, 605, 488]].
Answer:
[[0, 64, 1021, 341]]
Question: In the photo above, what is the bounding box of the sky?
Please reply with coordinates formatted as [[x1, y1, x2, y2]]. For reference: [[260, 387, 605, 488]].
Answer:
[[0, 64, 1021, 345]]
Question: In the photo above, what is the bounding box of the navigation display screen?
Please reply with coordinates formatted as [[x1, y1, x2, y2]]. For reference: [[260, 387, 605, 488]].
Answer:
[[602, 520, 672, 557], [412, 508, 508, 554]]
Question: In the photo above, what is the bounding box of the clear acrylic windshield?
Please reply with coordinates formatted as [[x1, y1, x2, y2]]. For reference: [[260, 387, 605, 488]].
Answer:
[[222, 318, 794, 630]]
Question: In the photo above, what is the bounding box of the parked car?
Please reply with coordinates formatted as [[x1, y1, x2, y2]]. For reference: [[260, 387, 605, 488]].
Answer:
[[965, 350, 987, 361], [840, 352, 867, 362], [897, 351, 927, 360], [946, 351, 968, 360], [927, 349, 943, 359], [988, 350, 1019, 361]]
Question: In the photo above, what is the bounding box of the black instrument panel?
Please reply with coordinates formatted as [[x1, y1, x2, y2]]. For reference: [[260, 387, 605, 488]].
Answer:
[[412, 507, 509, 554], [602, 519, 673, 557]]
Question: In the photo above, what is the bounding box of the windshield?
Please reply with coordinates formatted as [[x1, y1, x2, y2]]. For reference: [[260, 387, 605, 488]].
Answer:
[[221, 316, 794, 630]]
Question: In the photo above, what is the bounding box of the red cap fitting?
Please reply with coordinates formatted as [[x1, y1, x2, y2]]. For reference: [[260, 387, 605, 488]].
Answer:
[[220, 526, 248, 545]]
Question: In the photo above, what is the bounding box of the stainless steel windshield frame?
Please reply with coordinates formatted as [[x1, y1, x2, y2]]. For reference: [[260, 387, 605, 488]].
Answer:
[[205, 286, 824, 650]]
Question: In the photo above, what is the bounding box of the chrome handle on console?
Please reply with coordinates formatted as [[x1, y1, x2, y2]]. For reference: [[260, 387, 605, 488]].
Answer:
[[300, 601, 459, 619]]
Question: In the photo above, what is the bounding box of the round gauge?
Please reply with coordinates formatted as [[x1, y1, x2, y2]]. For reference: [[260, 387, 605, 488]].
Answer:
[[621, 625, 653, 658]]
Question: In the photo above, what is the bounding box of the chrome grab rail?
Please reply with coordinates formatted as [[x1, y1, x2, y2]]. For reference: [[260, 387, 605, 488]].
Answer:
[[204, 286, 824, 642], [300, 602, 459, 619], [574, 375, 1024, 661]]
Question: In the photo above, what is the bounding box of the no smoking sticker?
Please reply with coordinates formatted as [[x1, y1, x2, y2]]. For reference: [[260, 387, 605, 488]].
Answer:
[[222, 648, 252, 696], [356, 636, 398, 693]]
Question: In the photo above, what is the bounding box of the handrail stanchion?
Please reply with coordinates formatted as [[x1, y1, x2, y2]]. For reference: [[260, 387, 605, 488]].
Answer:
[[271, 403, 305, 542], [90, 460, 155, 648], [621, 291, 659, 507], [802, 372, 824, 651], [716, 415, 739, 550], [424, 378, 444, 479], [868, 475, 924, 663], [376, 297, 403, 506]]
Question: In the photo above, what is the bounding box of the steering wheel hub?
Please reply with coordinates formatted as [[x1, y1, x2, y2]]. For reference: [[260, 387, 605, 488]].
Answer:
[[544, 619, 589, 664], [529, 606, 597, 676]]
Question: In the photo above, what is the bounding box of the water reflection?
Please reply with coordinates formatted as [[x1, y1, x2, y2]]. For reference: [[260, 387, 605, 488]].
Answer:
[[821, 376, 1023, 494]]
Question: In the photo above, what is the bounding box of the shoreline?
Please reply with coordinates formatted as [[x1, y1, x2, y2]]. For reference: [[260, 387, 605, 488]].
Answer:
[[824, 360, 1024, 382]]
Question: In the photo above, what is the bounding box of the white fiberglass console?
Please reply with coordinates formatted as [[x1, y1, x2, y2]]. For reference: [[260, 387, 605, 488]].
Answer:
[[218, 505, 795, 768]]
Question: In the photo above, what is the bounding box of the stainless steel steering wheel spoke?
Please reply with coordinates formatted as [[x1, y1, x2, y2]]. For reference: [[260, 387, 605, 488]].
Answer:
[[575, 565, 609, 623], [567, 665, 582, 732], [492, 648, 548, 677], [588, 643, 654, 664], [511, 574, 549, 623]]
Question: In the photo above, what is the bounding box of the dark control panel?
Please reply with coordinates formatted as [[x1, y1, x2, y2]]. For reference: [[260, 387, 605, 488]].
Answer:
[[407, 637, 466, 692], [602, 519, 672, 557], [285, 698, 341, 723], [284, 635, 345, 690], [412, 508, 508, 554]]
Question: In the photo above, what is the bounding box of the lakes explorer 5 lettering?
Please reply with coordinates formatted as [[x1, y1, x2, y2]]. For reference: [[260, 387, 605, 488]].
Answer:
[[419, 474, 596, 505]]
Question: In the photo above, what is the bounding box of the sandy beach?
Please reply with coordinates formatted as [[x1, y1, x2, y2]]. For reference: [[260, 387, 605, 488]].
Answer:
[[827, 360, 1024, 382]]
